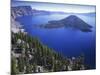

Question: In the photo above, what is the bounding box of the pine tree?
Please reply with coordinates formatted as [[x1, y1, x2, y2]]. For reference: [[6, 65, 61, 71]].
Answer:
[[18, 55, 25, 72], [11, 57, 19, 75]]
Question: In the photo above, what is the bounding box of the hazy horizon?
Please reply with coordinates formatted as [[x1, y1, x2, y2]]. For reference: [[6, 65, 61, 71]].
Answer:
[[12, 1, 96, 13]]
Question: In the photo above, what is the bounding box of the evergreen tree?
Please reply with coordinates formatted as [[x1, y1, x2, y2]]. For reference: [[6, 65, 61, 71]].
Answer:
[[11, 57, 19, 75], [18, 55, 25, 72]]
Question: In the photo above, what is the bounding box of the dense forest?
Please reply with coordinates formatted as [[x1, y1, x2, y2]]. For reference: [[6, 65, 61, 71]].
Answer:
[[11, 31, 89, 75]]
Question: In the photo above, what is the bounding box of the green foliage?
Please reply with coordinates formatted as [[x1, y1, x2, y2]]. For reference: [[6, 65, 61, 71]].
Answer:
[[17, 55, 25, 72], [11, 31, 86, 74], [26, 63, 33, 73], [11, 57, 19, 75]]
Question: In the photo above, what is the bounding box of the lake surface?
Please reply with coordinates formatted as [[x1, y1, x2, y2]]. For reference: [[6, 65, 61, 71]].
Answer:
[[16, 13, 96, 69]]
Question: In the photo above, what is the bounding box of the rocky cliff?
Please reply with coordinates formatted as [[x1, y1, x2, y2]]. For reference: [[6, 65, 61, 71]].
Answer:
[[11, 6, 33, 19], [11, 6, 33, 33]]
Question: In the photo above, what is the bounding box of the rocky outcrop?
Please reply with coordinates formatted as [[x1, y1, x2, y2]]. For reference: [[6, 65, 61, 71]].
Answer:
[[11, 6, 33, 19], [11, 6, 33, 33], [11, 18, 22, 33]]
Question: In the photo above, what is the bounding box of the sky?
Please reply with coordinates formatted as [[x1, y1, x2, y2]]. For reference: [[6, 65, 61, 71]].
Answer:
[[12, 0, 96, 5], [11, 0, 96, 13]]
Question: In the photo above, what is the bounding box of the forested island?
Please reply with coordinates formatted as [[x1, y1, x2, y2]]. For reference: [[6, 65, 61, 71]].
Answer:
[[39, 15, 92, 32]]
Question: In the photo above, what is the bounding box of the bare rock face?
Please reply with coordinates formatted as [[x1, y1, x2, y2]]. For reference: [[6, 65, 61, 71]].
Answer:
[[11, 6, 33, 19], [11, 18, 21, 33], [11, 6, 33, 33]]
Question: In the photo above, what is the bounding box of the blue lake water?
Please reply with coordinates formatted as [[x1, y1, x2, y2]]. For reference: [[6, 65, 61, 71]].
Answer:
[[16, 13, 96, 69]]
